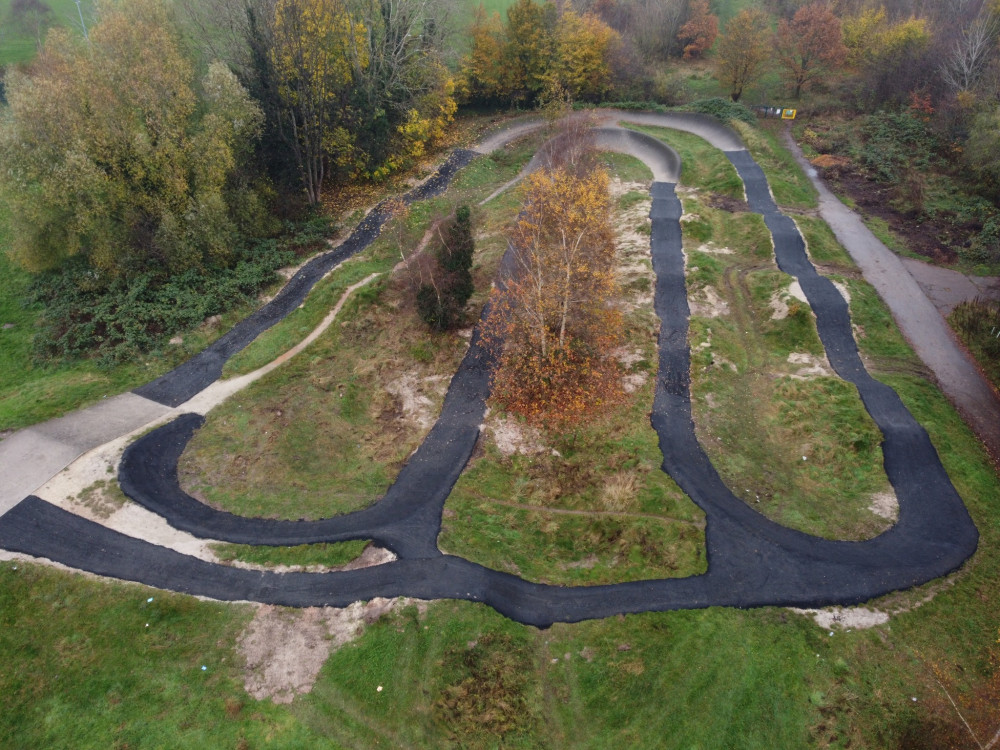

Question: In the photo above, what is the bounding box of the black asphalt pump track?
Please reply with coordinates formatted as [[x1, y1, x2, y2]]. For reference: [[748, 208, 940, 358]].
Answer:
[[0, 123, 978, 627]]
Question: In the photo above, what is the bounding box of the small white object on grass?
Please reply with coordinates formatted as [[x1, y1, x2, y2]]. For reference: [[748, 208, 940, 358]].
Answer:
[[377, 685, 383, 692], [201, 665, 207, 671], [147, 597, 154, 603]]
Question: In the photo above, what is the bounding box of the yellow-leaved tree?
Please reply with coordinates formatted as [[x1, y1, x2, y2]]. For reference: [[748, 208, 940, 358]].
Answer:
[[0, 0, 263, 276], [546, 10, 620, 102], [270, 0, 362, 204], [715, 7, 772, 103], [486, 159, 623, 427]]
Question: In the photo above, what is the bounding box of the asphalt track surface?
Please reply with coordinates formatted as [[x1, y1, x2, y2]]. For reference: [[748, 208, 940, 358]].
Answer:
[[0, 116, 979, 627]]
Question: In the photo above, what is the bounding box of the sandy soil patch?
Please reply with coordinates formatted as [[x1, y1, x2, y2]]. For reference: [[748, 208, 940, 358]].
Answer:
[[690, 285, 729, 318], [791, 606, 890, 630], [833, 280, 851, 305], [769, 280, 809, 320], [239, 597, 424, 704], [786, 352, 834, 380], [696, 242, 734, 255], [612, 179, 655, 312], [622, 373, 648, 394], [868, 490, 899, 521], [613, 347, 646, 369], [487, 413, 547, 456], [385, 372, 449, 430]]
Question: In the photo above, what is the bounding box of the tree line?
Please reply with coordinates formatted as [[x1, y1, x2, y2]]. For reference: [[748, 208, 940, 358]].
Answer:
[[4, 0, 1000, 369]]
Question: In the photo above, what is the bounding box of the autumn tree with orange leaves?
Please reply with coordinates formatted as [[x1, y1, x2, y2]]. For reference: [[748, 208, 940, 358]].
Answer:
[[677, 0, 719, 60], [775, 2, 847, 99], [486, 163, 623, 428]]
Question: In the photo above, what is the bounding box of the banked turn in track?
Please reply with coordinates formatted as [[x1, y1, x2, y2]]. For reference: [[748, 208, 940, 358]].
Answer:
[[0, 115, 978, 627]]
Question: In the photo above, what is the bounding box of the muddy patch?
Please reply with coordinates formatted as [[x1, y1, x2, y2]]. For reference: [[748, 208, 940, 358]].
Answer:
[[239, 597, 423, 704], [705, 193, 750, 213]]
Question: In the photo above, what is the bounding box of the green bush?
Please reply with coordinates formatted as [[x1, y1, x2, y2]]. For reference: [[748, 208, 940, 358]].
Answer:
[[950, 297, 1000, 388], [855, 111, 937, 183], [27, 239, 296, 366], [680, 97, 757, 126], [417, 205, 475, 332], [968, 215, 1000, 264]]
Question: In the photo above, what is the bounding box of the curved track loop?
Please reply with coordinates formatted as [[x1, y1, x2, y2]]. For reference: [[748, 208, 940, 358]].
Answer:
[[0, 114, 978, 627]]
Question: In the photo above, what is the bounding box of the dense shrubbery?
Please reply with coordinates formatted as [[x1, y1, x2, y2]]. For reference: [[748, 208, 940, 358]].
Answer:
[[951, 297, 1000, 388], [27, 239, 297, 367], [681, 97, 758, 126], [856, 111, 938, 183]]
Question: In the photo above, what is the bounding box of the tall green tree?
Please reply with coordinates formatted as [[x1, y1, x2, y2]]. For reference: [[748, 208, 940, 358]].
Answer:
[[345, 0, 457, 179], [0, 0, 263, 277]]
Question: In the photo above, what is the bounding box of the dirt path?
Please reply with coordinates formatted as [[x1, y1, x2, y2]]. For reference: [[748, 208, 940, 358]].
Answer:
[[784, 129, 1000, 463]]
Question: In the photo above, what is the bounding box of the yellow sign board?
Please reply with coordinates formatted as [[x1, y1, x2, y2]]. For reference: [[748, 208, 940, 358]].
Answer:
[[781, 109, 797, 120]]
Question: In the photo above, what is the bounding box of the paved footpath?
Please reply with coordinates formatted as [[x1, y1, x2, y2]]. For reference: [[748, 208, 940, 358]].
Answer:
[[0, 394, 171, 517], [784, 131, 1000, 463]]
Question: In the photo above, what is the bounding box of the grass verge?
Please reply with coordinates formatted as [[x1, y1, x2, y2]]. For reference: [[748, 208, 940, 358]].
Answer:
[[622, 124, 744, 200], [733, 120, 818, 210], [209, 540, 371, 569], [684, 196, 892, 540]]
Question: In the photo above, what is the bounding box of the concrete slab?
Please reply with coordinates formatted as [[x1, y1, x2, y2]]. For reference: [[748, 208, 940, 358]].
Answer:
[[0, 393, 170, 516], [900, 256, 1000, 317]]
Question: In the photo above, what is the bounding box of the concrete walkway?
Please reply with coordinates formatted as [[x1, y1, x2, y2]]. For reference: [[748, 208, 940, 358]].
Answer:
[[784, 131, 1000, 462], [900, 256, 1000, 317], [0, 394, 171, 517]]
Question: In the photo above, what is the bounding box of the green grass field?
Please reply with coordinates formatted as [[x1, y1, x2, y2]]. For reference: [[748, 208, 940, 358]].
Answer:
[[0, 0, 87, 66]]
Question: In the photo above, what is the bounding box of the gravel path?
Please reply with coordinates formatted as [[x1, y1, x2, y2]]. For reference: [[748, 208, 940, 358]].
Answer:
[[784, 130, 1000, 462]]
